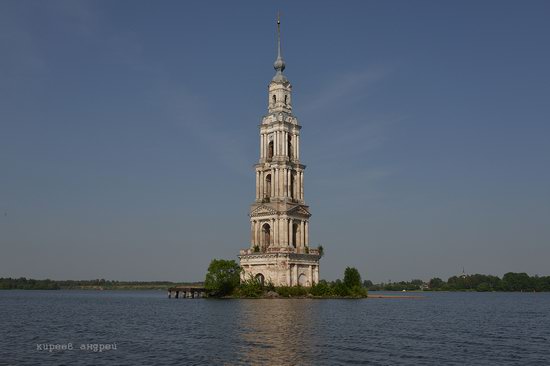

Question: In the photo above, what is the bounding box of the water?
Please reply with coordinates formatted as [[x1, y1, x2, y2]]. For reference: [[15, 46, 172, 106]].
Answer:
[[0, 291, 549, 365]]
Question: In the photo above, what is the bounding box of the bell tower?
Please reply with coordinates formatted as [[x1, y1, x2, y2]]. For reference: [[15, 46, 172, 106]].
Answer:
[[239, 14, 321, 287]]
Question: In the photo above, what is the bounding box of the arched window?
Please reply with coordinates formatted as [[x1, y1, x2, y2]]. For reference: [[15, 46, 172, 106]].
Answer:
[[292, 223, 299, 248], [272, 95, 276, 105], [262, 223, 271, 248], [284, 95, 288, 105], [268, 141, 274, 159], [287, 135, 293, 159], [265, 174, 271, 199]]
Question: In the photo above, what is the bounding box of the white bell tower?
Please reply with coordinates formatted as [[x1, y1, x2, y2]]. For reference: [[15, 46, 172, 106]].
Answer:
[[239, 14, 321, 287]]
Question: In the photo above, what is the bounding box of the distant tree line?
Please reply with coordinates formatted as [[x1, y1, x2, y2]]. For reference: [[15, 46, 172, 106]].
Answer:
[[0, 278, 202, 290], [0, 278, 60, 290], [364, 272, 550, 292]]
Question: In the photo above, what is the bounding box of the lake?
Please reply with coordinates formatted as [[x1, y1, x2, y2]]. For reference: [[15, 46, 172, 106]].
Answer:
[[0, 291, 549, 365]]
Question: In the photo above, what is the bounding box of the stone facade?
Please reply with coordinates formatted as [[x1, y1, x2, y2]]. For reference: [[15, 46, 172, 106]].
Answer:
[[239, 17, 321, 287]]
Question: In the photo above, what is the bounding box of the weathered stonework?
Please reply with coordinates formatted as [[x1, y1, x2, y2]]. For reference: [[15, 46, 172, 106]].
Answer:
[[239, 18, 321, 287]]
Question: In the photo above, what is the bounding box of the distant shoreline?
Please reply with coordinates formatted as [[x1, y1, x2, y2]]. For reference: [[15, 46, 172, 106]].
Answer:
[[2, 274, 549, 292]]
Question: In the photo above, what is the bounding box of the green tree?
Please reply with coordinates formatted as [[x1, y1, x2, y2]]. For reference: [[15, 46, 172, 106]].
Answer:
[[343, 267, 362, 289], [363, 280, 374, 289], [429, 277, 444, 289], [502, 272, 533, 291], [204, 259, 242, 297], [343, 267, 367, 297]]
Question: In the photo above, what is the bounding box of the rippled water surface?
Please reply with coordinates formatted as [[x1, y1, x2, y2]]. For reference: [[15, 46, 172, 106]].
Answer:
[[1, 291, 549, 365]]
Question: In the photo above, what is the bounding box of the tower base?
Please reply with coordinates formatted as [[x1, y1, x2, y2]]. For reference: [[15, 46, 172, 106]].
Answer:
[[239, 247, 320, 287]]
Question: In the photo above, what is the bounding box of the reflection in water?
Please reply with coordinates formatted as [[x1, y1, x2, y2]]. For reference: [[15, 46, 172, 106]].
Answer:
[[235, 299, 316, 365]]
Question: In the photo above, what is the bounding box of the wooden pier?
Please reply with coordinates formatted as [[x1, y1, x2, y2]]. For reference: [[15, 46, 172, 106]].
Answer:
[[167, 285, 207, 299]]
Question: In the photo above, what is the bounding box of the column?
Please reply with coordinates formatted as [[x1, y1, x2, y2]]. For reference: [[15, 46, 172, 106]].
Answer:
[[305, 221, 309, 246], [300, 221, 305, 248], [292, 173, 298, 200], [259, 221, 263, 248], [316, 266, 320, 284], [279, 168, 286, 197], [274, 131, 278, 156], [310, 265, 313, 285], [250, 220, 256, 247], [255, 171, 259, 200], [287, 266, 291, 286], [256, 222, 261, 247], [279, 168, 284, 198], [282, 131, 286, 157], [269, 219, 275, 246], [274, 168, 279, 197], [284, 131, 288, 157], [260, 134, 264, 159], [288, 219, 292, 247], [259, 171, 263, 199], [279, 219, 284, 247], [274, 218, 278, 246], [293, 135, 297, 160], [280, 168, 283, 197], [293, 265, 298, 286], [281, 217, 287, 246], [297, 172, 300, 200], [297, 135, 300, 160], [270, 169, 275, 197], [300, 172, 304, 200], [278, 131, 282, 156]]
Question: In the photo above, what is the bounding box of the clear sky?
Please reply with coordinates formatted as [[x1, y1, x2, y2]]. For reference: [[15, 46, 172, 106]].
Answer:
[[1, 1, 549, 283]]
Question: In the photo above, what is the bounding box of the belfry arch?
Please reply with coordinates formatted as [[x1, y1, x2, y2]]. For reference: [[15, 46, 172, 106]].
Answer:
[[262, 223, 271, 248], [292, 223, 299, 248], [288, 135, 293, 159], [268, 140, 274, 159]]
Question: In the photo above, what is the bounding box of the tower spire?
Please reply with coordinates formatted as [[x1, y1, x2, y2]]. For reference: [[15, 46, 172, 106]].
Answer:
[[273, 11, 287, 82], [277, 11, 282, 60]]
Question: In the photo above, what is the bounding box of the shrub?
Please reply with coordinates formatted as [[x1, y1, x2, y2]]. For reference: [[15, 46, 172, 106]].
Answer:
[[310, 280, 333, 296], [276, 286, 309, 297], [317, 245, 324, 258], [236, 275, 265, 298]]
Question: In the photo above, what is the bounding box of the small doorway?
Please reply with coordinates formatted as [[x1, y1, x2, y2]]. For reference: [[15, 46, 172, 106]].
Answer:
[[255, 273, 265, 285]]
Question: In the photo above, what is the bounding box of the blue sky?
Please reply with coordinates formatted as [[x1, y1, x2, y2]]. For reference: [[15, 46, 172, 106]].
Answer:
[[1, 0, 549, 282]]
